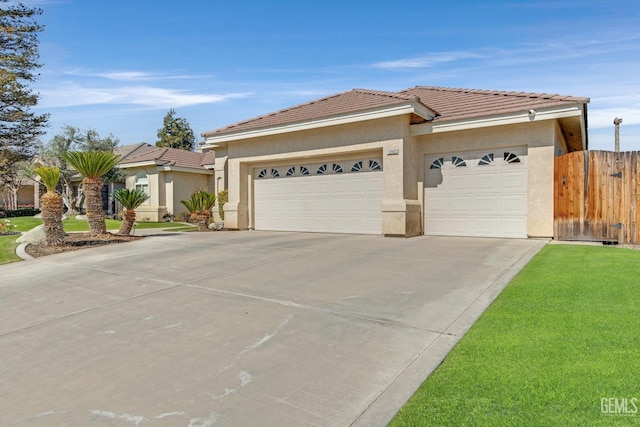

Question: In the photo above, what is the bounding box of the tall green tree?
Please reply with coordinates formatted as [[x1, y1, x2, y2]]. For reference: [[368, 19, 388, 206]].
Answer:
[[62, 151, 121, 236], [0, 1, 48, 182], [156, 109, 195, 151]]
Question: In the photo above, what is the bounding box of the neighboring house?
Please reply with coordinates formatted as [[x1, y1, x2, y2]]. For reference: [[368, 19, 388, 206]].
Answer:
[[118, 143, 215, 221], [201, 86, 589, 238], [0, 177, 40, 210]]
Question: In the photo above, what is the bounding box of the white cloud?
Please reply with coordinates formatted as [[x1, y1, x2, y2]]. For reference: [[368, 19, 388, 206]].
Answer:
[[62, 69, 211, 81], [373, 51, 484, 69], [39, 84, 252, 108]]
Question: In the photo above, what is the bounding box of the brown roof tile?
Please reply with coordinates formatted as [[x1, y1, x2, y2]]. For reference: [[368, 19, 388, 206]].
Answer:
[[397, 86, 589, 123], [203, 86, 589, 138], [119, 143, 214, 170], [203, 89, 429, 137]]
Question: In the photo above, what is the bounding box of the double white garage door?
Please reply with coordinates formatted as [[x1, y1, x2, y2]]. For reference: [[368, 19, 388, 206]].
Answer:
[[254, 159, 383, 234], [424, 147, 528, 238], [253, 148, 528, 238]]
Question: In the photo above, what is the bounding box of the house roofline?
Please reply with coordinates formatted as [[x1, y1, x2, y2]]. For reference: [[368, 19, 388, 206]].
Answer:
[[410, 105, 585, 136], [202, 102, 435, 146]]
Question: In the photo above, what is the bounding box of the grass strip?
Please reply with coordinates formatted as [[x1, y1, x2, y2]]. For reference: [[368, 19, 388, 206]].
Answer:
[[389, 244, 640, 426]]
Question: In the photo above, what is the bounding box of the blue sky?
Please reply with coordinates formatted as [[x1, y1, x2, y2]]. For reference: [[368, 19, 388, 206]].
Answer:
[[23, 0, 640, 150]]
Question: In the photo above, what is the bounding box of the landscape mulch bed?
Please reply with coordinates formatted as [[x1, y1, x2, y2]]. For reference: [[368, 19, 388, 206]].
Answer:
[[25, 233, 143, 258]]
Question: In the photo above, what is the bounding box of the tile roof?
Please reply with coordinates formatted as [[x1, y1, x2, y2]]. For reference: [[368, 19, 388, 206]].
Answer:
[[203, 89, 428, 137], [115, 142, 158, 159], [397, 86, 589, 123], [118, 143, 215, 170], [203, 86, 589, 137]]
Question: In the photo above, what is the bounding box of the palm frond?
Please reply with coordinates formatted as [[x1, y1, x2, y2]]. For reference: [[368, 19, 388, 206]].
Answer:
[[180, 190, 216, 214], [113, 188, 149, 210], [34, 166, 61, 192], [61, 151, 122, 178]]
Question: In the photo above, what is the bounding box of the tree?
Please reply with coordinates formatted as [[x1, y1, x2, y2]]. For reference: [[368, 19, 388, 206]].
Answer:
[[0, 1, 48, 183], [62, 151, 121, 236], [34, 166, 65, 246], [39, 125, 123, 213], [0, 159, 32, 210], [113, 188, 148, 236], [156, 109, 195, 151], [180, 190, 216, 231]]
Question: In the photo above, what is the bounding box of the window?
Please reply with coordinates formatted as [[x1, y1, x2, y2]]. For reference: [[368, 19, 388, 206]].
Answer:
[[332, 163, 343, 173], [351, 161, 363, 172], [369, 160, 382, 171], [478, 153, 494, 166], [452, 156, 467, 167], [286, 167, 295, 176], [430, 158, 444, 169], [300, 166, 310, 176], [317, 164, 328, 175], [504, 152, 521, 163], [135, 173, 150, 204], [257, 169, 268, 179]]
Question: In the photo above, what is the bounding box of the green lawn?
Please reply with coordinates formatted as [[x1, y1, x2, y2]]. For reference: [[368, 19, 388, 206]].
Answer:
[[390, 244, 640, 426], [0, 235, 21, 264]]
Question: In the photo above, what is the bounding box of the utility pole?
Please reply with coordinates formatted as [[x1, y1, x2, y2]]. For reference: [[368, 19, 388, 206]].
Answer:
[[614, 117, 623, 152]]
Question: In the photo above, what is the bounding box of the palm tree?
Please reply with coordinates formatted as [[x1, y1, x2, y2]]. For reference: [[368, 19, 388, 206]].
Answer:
[[34, 166, 66, 246], [113, 188, 149, 235], [180, 190, 216, 231], [61, 151, 121, 236]]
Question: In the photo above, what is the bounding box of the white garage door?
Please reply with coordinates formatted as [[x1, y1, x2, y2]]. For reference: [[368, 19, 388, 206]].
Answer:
[[254, 159, 383, 234], [424, 147, 528, 238]]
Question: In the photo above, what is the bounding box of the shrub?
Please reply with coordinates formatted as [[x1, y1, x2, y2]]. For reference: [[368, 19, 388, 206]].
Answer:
[[2, 208, 41, 217], [217, 189, 228, 221]]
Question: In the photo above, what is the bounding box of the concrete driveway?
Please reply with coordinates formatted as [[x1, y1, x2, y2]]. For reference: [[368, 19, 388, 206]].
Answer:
[[0, 231, 545, 427]]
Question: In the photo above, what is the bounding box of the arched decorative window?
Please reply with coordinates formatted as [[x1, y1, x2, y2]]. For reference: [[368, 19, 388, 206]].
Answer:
[[430, 158, 444, 169], [351, 161, 363, 172], [257, 169, 268, 179], [286, 167, 296, 176], [478, 153, 494, 166], [270, 168, 280, 177], [369, 160, 382, 171], [452, 156, 467, 167], [504, 152, 521, 163], [317, 164, 328, 175], [300, 166, 310, 176], [135, 172, 150, 203], [332, 163, 343, 173]]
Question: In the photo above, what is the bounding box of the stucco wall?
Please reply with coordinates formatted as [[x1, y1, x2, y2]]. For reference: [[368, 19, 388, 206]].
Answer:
[[213, 115, 563, 238], [415, 120, 558, 237], [168, 171, 213, 217], [222, 116, 413, 233]]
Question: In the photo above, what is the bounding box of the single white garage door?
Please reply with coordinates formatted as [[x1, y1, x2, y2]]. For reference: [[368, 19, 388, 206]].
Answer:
[[424, 147, 528, 238], [254, 159, 383, 234]]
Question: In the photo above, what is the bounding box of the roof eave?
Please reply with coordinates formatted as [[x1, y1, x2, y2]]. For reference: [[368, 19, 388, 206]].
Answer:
[[117, 160, 165, 169], [411, 105, 585, 136], [202, 102, 436, 146]]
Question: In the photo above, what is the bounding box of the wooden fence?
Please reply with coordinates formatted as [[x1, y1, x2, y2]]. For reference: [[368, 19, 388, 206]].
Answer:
[[554, 150, 640, 244]]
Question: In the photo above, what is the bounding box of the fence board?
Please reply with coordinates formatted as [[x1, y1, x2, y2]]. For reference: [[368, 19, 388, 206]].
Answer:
[[555, 150, 640, 244]]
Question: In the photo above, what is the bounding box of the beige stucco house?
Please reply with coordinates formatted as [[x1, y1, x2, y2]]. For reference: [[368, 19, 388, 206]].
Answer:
[[201, 86, 589, 238], [118, 143, 215, 221]]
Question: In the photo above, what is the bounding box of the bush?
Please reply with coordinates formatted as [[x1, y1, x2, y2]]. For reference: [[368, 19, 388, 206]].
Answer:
[[1, 208, 41, 217], [217, 189, 228, 220]]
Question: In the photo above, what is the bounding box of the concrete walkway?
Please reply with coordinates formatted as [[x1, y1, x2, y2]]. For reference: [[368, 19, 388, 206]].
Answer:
[[0, 231, 546, 426]]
